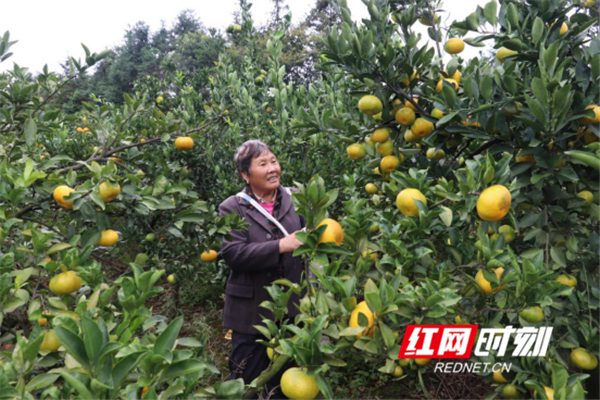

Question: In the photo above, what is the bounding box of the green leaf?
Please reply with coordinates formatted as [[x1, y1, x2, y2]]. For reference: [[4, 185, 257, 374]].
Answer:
[[480, 76, 493, 100], [532, 17, 544, 44], [214, 379, 245, 399], [24, 118, 37, 146], [111, 352, 144, 390], [161, 360, 211, 381], [82, 316, 103, 365], [442, 84, 457, 108], [315, 373, 331, 400], [176, 337, 203, 347], [55, 326, 90, 369], [524, 94, 546, 126], [436, 111, 459, 126], [25, 374, 59, 391], [152, 175, 169, 197], [506, 3, 519, 28], [47, 242, 72, 255], [439, 206, 453, 227], [551, 363, 568, 393], [4, 296, 27, 313], [466, 12, 479, 31], [483, 0, 498, 25], [550, 247, 567, 268], [531, 77, 548, 104], [544, 41, 560, 75], [58, 371, 94, 400], [89, 192, 105, 211], [504, 75, 517, 94], [154, 316, 183, 354]]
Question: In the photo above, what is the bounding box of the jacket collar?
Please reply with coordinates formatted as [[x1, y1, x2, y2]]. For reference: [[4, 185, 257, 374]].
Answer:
[[237, 185, 293, 234]]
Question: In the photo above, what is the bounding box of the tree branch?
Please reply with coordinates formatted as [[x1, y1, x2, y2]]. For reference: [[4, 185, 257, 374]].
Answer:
[[56, 118, 219, 174]]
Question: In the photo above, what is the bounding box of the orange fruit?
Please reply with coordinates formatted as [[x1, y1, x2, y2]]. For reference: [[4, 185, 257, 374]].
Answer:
[[53, 186, 75, 209], [431, 108, 445, 119], [200, 250, 218, 262], [347, 143, 366, 160], [358, 95, 383, 116], [175, 137, 194, 150], [441, 69, 461, 83], [411, 118, 435, 138], [377, 140, 394, 156], [371, 128, 390, 143], [40, 330, 61, 352], [97, 229, 119, 247], [477, 185, 512, 222], [444, 38, 465, 54], [496, 47, 518, 63], [404, 130, 421, 143], [365, 183, 378, 194], [475, 268, 506, 293], [380, 155, 400, 173], [580, 105, 600, 124], [98, 182, 121, 203], [395, 107, 416, 126], [404, 99, 418, 111], [396, 189, 427, 217], [349, 301, 376, 338], [49, 271, 83, 296], [280, 367, 320, 400], [436, 78, 459, 92], [316, 218, 344, 245], [571, 348, 598, 370], [426, 148, 445, 160]]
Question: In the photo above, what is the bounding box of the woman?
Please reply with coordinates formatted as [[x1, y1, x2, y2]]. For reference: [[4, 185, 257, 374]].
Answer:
[[219, 140, 304, 399]]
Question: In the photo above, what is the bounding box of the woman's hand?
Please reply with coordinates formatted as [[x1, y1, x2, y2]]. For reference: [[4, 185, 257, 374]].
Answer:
[[279, 231, 303, 254]]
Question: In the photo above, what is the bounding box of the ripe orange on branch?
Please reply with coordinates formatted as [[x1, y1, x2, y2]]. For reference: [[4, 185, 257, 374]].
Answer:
[[476, 185, 512, 222], [316, 218, 344, 245], [395, 107, 416, 126], [571, 348, 598, 370], [436, 78, 459, 92], [200, 250, 218, 262], [495, 47, 518, 63], [53, 186, 75, 209], [358, 95, 382, 116], [380, 155, 400, 173], [347, 143, 366, 160], [40, 330, 61, 352], [371, 127, 390, 143], [99, 181, 121, 203], [475, 268, 506, 293], [396, 188, 427, 217], [175, 137, 194, 150], [349, 300, 377, 338], [98, 229, 119, 247], [376, 140, 394, 156], [411, 118, 435, 138], [444, 38, 465, 54], [580, 105, 600, 124], [280, 367, 320, 400], [49, 270, 83, 296]]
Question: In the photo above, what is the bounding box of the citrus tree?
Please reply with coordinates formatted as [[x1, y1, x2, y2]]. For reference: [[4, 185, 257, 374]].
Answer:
[[1, 0, 599, 398], [0, 30, 250, 397], [232, 0, 599, 399]]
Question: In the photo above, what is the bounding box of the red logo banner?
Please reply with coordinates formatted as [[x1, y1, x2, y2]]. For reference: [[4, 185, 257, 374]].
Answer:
[[398, 325, 479, 359]]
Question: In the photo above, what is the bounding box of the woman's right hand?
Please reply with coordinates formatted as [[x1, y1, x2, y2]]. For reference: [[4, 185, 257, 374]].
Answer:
[[279, 231, 303, 254]]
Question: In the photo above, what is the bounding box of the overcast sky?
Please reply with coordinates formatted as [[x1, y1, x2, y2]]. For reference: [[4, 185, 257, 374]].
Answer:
[[0, 0, 487, 74]]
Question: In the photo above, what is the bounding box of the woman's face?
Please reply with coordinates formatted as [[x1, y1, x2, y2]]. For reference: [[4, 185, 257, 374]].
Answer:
[[242, 151, 281, 193]]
